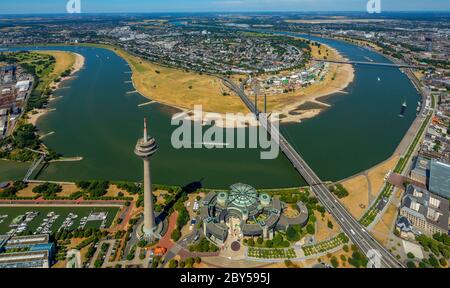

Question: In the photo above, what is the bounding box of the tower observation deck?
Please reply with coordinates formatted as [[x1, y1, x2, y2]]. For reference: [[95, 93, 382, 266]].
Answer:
[[135, 118, 158, 240]]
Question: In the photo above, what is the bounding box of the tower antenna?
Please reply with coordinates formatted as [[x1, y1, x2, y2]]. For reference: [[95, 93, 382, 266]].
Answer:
[[143, 117, 148, 143]]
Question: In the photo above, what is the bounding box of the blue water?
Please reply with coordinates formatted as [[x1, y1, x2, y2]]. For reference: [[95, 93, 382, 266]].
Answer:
[[3, 34, 420, 188]]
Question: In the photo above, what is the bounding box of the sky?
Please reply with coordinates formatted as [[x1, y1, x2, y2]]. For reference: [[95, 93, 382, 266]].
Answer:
[[0, 0, 449, 14]]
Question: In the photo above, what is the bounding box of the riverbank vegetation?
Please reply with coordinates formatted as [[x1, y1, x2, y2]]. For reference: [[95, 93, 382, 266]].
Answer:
[[0, 51, 77, 165], [0, 181, 28, 198], [0, 123, 41, 162], [328, 183, 349, 198]]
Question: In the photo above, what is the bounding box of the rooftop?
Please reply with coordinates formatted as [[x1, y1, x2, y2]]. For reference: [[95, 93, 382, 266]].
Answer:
[[429, 159, 450, 198], [401, 185, 449, 232], [411, 156, 430, 176]]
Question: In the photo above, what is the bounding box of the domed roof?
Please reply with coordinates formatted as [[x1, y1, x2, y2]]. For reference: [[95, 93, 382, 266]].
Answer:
[[228, 183, 258, 209]]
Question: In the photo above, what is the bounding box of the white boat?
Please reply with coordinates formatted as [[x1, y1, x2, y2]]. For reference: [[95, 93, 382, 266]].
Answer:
[[377, 77, 381, 82]]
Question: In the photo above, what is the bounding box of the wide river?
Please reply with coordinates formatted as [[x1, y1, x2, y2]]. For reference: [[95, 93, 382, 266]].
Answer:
[[1, 34, 420, 189]]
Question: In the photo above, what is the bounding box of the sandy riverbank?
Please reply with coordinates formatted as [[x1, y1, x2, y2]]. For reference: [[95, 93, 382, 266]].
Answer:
[[97, 40, 353, 127], [262, 43, 355, 124], [170, 43, 354, 128], [27, 52, 85, 127]]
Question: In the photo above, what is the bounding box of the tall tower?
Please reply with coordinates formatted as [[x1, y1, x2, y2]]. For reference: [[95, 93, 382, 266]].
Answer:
[[134, 118, 158, 240]]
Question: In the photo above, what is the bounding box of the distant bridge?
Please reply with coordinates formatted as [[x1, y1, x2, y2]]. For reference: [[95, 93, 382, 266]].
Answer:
[[312, 58, 426, 69]]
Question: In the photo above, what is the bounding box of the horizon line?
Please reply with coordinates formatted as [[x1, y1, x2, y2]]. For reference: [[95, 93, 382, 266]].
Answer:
[[1, 10, 450, 16]]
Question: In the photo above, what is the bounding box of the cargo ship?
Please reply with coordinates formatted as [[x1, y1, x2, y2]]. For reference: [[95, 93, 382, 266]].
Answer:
[[399, 101, 407, 117]]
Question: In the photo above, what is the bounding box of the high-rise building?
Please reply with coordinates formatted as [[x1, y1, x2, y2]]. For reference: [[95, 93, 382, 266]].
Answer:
[[134, 118, 158, 240], [429, 159, 450, 199]]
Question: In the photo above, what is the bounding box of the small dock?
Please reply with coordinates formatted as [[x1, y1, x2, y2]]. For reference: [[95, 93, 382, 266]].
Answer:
[[138, 101, 155, 107], [39, 131, 55, 139]]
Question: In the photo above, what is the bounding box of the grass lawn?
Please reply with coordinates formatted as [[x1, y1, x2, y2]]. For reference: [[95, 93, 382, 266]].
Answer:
[[0, 160, 30, 182], [0, 206, 119, 234], [248, 247, 296, 259], [36, 50, 75, 81]]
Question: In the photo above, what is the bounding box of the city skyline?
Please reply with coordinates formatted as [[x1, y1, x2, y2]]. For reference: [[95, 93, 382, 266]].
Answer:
[[1, 0, 450, 14]]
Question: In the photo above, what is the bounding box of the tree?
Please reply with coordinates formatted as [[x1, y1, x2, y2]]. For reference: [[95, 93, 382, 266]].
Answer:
[[286, 226, 300, 242], [406, 261, 416, 268], [195, 257, 202, 264], [168, 259, 178, 268], [76, 181, 91, 190], [327, 221, 333, 229], [284, 260, 294, 268], [273, 233, 284, 247], [151, 257, 160, 268], [0, 187, 18, 198], [348, 251, 368, 268], [171, 228, 181, 242], [428, 255, 440, 268], [330, 256, 339, 268], [138, 239, 147, 248], [306, 224, 315, 235], [94, 259, 102, 268], [418, 261, 427, 268], [407, 252, 415, 259], [185, 257, 195, 268]]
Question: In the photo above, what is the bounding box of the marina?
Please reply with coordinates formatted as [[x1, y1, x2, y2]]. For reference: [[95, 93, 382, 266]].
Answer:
[[0, 206, 119, 235]]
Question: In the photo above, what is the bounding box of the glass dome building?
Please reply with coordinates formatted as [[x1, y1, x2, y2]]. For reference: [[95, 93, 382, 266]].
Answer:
[[200, 183, 309, 244]]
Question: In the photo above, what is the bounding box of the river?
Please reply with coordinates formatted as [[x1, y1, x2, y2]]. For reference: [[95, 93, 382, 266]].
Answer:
[[1, 33, 419, 189]]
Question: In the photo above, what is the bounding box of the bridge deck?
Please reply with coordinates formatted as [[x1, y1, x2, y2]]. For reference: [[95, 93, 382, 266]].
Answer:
[[222, 77, 403, 268], [312, 58, 425, 69]]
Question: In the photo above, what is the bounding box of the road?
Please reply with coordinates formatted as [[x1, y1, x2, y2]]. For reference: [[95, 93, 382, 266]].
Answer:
[[222, 77, 404, 268], [160, 215, 200, 267]]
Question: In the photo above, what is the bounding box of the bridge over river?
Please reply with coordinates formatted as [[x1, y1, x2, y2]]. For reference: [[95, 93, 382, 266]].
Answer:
[[312, 58, 426, 69], [222, 77, 404, 268]]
